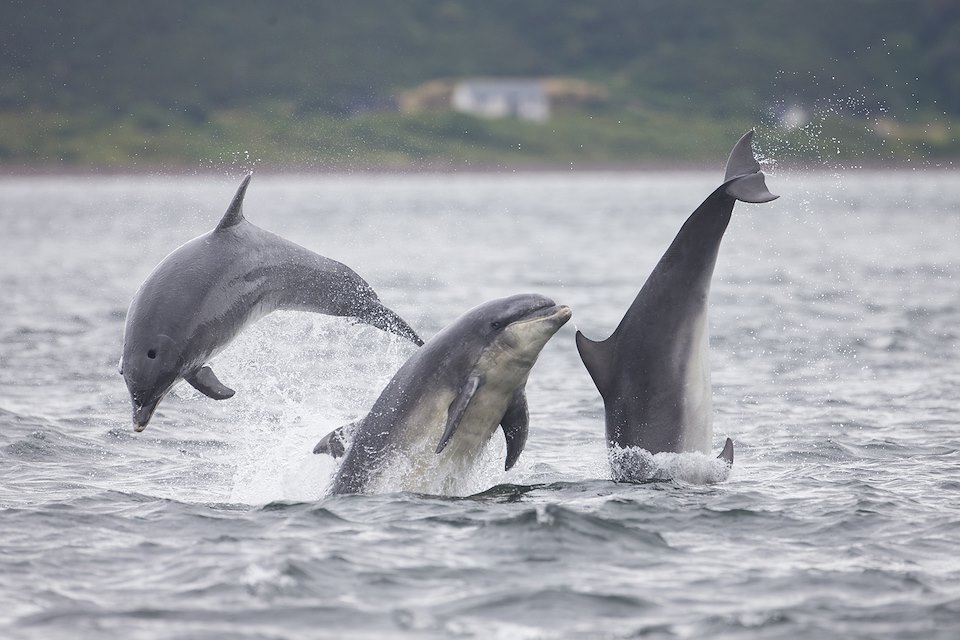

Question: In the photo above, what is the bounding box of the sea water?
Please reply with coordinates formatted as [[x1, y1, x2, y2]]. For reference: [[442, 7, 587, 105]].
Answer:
[[1, 169, 958, 638]]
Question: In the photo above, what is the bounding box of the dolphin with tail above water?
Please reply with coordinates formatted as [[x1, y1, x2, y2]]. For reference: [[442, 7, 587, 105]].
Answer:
[[121, 175, 422, 431], [575, 131, 778, 478]]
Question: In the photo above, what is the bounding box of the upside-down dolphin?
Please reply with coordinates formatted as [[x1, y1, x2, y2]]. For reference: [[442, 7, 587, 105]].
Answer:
[[315, 294, 571, 495], [121, 174, 422, 431], [575, 131, 777, 474]]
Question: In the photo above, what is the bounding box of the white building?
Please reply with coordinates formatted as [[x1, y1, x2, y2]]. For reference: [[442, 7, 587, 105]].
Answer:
[[451, 79, 550, 122]]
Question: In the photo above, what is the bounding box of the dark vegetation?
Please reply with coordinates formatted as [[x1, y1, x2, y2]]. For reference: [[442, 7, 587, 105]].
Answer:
[[1, 0, 957, 169]]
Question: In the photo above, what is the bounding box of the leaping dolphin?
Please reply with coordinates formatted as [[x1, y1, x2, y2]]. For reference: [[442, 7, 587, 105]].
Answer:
[[315, 294, 572, 495], [575, 131, 778, 475], [121, 174, 422, 431]]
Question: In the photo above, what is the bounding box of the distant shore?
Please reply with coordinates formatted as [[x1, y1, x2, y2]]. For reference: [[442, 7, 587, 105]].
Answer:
[[0, 158, 955, 178]]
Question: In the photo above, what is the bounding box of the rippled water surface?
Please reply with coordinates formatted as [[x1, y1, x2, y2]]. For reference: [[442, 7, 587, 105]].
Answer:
[[1, 169, 959, 638]]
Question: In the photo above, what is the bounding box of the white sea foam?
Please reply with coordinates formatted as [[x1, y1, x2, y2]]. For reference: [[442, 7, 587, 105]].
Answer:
[[608, 445, 732, 484], [212, 312, 415, 504]]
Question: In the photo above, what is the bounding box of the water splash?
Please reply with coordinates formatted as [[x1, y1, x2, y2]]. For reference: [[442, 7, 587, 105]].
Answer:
[[608, 446, 732, 484], [191, 311, 417, 504], [367, 438, 509, 498]]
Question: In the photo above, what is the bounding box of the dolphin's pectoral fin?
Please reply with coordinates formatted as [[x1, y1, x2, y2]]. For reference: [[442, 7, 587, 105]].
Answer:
[[436, 376, 481, 454], [356, 302, 424, 346], [185, 366, 236, 400], [215, 173, 253, 231], [575, 330, 615, 398], [313, 420, 361, 457], [500, 388, 529, 471], [717, 437, 734, 467]]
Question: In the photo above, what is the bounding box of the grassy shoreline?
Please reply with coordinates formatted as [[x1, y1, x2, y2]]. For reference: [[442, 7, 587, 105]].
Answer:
[[1, 107, 956, 173]]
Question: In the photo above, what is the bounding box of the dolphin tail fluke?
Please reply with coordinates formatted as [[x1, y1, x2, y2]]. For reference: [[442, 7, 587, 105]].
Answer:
[[723, 131, 761, 182], [576, 330, 614, 398], [357, 302, 424, 346], [722, 131, 778, 204], [717, 437, 734, 467], [215, 173, 253, 231], [726, 172, 778, 204]]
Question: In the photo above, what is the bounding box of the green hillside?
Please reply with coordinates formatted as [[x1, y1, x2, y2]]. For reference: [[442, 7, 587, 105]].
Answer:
[[1, 0, 957, 169]]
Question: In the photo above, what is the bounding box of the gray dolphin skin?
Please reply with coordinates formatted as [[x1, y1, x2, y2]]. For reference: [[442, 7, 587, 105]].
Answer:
[[121, 174, 423, 431], [575, 131, 777, 470], [315, 294, 572, 495]]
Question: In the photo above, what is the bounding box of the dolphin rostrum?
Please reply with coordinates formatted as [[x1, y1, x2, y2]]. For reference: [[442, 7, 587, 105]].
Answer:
[[575, 131, 777, 474], [121, 174, 422, 431], [315, 294, 572, 495]]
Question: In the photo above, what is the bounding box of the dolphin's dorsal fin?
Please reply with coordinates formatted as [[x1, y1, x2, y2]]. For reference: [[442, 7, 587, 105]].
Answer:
[[575, 330, 615, 398], [436, 375, 481, 454], [717, 437, 734, 466], [185, 366, 236, 400], [500, 388, 529, 470], [215, 173, 253, 231], [722, 131, 779, 204]]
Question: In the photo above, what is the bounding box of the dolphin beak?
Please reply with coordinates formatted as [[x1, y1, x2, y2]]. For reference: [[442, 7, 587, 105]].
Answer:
[[517, 303, 573, 325], [132, 399, 160, 432], [537, 304, 572, 326]]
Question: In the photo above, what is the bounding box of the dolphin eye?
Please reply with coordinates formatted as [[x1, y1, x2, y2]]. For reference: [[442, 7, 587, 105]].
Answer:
[[147, 349, 157, 359], [491, 321, 503, 330]]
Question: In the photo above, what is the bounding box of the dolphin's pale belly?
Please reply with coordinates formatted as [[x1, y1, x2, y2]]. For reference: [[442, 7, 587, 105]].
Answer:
[[678, 310, 712, 453], [367, 372, 524, 495], [439, 386, 512, 461]]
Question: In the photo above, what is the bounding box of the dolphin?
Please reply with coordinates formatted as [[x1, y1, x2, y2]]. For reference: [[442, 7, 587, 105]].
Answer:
[[121, 174, 422, 431], [315, 294, 572, 495], [575, 131, 777, 472]]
